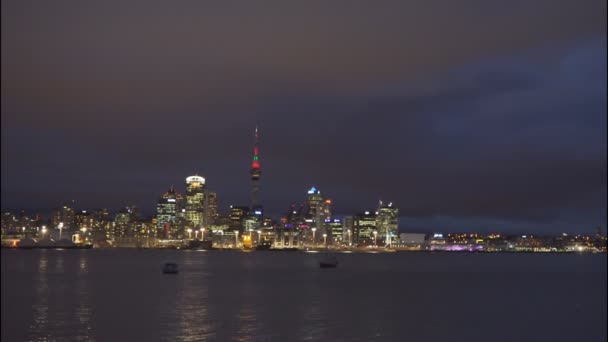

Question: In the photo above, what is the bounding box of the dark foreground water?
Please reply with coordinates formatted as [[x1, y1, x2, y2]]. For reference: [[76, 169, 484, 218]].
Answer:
[[1, 250, 606, 342]]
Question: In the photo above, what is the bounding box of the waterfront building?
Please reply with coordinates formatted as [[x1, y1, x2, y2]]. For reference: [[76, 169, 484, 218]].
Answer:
[[185, 175, 205, 228], [51, 204, 75, 232], [376, 201, 398, 247], [156, 186, 184, 234], [229, 206, 249, 232], [204, 192, 219, 226], [75, 210, 95, 234], [342, 216, 354, 245], [354, 211, 377, 246], [327, 219, 343, 245], [304, 187, 323, 229]]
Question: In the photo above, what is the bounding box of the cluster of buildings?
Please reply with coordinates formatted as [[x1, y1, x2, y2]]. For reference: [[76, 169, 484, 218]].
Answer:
[[1, 126, 606, 252]]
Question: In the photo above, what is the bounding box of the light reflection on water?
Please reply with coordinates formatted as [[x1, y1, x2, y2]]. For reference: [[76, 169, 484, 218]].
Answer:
[[74, 253, 94, 342], [30, 252, 50, 342], [2, 250, 606, 342]]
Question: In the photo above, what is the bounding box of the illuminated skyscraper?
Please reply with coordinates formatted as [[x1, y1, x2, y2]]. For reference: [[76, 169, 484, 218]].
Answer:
[[376, 201, 399, 246], [250, 125, 261, 209], [305, 187, 323, 227], [229, 206, 249, 232], [354, 211, 377, 246], [204, 192, 219, 226], [156, 186, 184, 233], [185, 175, 205, 227]]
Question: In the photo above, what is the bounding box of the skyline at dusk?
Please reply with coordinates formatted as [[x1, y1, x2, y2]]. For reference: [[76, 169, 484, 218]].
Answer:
[[2, 1, 606, 233]]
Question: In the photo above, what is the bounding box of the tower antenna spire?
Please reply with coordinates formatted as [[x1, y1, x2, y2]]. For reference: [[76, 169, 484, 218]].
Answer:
[[250, 124, 261, 209]]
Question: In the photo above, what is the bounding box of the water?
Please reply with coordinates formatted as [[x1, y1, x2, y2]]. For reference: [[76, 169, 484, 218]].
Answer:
[[1, 249, 606, 342]]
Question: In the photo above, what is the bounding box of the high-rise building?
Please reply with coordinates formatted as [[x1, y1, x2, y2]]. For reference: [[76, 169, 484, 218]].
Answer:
[[185, 175, 205, 228], [343, 216, 354, 245], [204, 192, 219, 226], [327, 218, 343, 245], [376, 201, 399, 246], [305, 187, 323, 229], [285, 203, 304, 228], [114, 206, 138, 238], [250, 125, 261, 209], [51, 204, 75, 231], [75, 210, 95, 232], [229, 206, 249, 232], [156, 186, 184, 235], [354, 211, 377, 246]]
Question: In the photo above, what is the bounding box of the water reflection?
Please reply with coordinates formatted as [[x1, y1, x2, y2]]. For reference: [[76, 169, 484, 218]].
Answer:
[[74, 252, 94, 341], [162, 253, 214, 341], [30, 251, 50, 342], [297, 272, 328, 341], [234, 281, 257, 342]]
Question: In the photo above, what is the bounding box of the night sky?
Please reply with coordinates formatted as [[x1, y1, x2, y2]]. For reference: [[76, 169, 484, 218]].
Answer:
[[2, 1, 606, 233]]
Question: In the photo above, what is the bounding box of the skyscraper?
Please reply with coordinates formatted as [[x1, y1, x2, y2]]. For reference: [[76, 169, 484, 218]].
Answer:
[[185, 175, 205, 228], [376, 201, 399, 247], [354, 211, 377, 246], [156, 186, 184, 234], [204, 192, 219, 226], [229, 206, 249, 232], [305, 187, 323, 229], [250, 125, 261, 209]]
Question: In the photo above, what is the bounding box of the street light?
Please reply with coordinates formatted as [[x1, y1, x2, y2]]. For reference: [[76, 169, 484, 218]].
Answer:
[[235, 230, 239, 248], [323, 233, 327, 246], [373, 230, 378, 246], [58, 222, 64, 240], [41, 226, 47, 239], [347, 229, 352, 246], [187, 228, 192, 239], [200, 228, 205, 241], [257, 230, 262, 244], [312, 228, 317, 247], [81, 227, 88, 243]]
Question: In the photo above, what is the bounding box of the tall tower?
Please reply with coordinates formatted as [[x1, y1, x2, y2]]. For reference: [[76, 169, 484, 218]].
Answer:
[[185, 175, 205, 228], [250, 125, 261, 209]]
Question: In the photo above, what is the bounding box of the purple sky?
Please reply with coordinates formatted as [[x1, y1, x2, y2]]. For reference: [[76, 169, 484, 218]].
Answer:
[[1, 0, 606, 233]]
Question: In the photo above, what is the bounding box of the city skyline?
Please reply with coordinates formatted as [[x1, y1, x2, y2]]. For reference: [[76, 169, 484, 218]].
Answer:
[[2, 1, 606, 234]]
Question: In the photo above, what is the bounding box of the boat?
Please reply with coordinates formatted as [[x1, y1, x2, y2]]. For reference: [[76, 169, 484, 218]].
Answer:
[[319, 239, 338, 268], [319, 255, 338, 268], [162, 262, 179, 274], [255, 241, 273, 251]]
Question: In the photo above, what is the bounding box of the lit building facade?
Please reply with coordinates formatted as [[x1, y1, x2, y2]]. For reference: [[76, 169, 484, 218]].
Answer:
[[185, 175, 205, 228], [354, 211, 377, 246], [229, 206, 249, 232], [204, 192, 219, 226], [376, 201, 399, 247], [156, 186, 184, 235]]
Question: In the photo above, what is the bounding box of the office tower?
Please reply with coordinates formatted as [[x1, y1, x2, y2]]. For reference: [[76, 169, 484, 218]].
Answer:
[[327, 218, 343, 245], [156, 186, 184, 233], [204, 192, 219, 226], [229, 206, 249, 232], [305, 187, 323, 229], [185, 175, 205, 228], [51, 204, 75, 231], [376, 201, 399, 246], [114, 206, 137, 238], [285, 203, 304, 227], [75, 210, 95, 232], [343, 216, 354, 245], [354, 211, 377, 246]]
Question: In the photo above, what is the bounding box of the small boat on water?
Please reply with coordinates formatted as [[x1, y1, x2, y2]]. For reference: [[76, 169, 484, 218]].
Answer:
[[319, 255, 338, 268], [162, 262, 179, 274]]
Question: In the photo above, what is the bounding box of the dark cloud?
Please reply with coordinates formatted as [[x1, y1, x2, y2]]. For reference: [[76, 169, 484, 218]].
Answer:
[[1, 1, 606, 233]]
